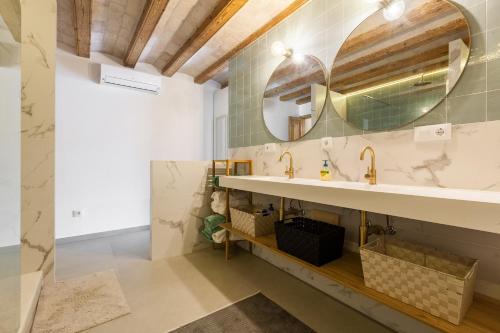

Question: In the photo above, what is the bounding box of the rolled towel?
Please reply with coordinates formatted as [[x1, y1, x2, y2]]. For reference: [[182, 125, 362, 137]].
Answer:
[[212, 229, 226, 243], [211, 191, 226, 215], [212, 229, 244, 243], [211, 191, 250, 215]]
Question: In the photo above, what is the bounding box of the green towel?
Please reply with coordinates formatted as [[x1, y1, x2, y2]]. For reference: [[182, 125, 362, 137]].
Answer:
[[204, 214, 225, 230], [201, 229, 214, 241], [201, 214, 225, 241], [210, 176, 220, 187]]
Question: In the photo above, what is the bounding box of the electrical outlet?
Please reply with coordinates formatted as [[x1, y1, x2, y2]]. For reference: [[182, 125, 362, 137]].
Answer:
[[72, 210, 83, 218], [414, 123, 452, 142], [264, 143, 277, 153], [321, 137, 334, 150]]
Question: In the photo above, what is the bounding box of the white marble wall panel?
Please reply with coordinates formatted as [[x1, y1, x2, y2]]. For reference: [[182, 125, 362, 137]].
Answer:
[[229, 120, 500, 300], [150, 161, 212, 260], [230, 120, 500, 191], [21, 0, 57, 282], [0, 3, 21, 331]]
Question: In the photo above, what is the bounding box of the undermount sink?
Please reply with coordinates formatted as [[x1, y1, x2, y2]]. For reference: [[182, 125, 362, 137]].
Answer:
[[220, 175, 500, 235]]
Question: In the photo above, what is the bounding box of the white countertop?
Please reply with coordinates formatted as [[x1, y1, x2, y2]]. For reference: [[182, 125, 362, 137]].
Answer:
[[220, 175, 500, 234]]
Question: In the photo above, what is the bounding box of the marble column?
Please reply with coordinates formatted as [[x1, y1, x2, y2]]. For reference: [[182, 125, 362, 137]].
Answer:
[[150, 161, 212, 260], [20, 0, 56, 281]]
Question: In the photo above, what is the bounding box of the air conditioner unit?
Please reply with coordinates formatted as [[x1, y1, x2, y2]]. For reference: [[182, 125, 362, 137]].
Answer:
[[99, 63, 161, 94]]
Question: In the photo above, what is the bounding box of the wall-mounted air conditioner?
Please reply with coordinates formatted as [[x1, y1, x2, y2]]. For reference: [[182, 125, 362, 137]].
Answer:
[[99, 63, 162, 94]]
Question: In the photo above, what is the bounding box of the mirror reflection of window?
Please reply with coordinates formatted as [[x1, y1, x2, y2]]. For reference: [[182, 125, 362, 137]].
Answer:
[[263, 55, 327, 141], [329, 0, 471, 132]]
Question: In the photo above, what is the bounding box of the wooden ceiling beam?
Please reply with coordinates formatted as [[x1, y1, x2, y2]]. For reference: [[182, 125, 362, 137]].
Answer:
[[124, 0, 170, 68], [280, 86, 311, 101], [73, 0, 92, 58], [264, 70, 324, 98], [337, 0, 456, 58], [333, 18, 468, 76], [162, 0, 248, 77], [332, 45, 449, 89], [194, 0, 309, 84], [296, 95, 311, 105]]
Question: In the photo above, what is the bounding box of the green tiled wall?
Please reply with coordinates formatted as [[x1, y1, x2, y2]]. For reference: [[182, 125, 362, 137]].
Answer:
[[346, 72, 447, 131], [229, 0, 500, 148]]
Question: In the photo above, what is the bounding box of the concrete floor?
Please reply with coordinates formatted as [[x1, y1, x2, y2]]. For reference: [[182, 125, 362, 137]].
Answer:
[[55, 229, 392, 333]]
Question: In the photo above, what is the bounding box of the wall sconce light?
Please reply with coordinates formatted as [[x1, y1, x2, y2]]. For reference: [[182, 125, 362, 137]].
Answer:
[[271, 41, 293, 58], [271, 41, 305, 64]]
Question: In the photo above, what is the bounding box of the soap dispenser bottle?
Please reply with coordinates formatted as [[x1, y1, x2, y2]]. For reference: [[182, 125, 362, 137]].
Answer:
[[320, 160, 332, 181]]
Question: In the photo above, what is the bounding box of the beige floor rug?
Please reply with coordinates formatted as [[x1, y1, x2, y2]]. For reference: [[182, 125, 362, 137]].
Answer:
[[32, 270, 130, 333]]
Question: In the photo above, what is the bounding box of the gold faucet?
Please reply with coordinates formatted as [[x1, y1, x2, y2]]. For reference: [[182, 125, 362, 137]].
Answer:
[[360, 146, 377, 185], [279, 151, 294, 179]]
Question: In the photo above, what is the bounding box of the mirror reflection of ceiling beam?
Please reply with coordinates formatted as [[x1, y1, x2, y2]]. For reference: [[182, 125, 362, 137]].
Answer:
[[332, 45, 449, 91], [264, 70, 324, 98], [280, 86, 311, 101], [333, 18, 468, 76], [337, 0, 456, 58], [124, 0, 170, 68], [343, 64, 448, 96], [74, 0, 92, 58], [361, 82, 445, 102], [162, 0, 248, 77], [194, 0, 309, 84], [296, 95, 311, 105], [268, 61, 318, 85]]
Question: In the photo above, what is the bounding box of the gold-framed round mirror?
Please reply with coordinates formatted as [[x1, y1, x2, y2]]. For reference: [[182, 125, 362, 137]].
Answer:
[[329, 0, 471, 131], [262, 55, 328, 141]]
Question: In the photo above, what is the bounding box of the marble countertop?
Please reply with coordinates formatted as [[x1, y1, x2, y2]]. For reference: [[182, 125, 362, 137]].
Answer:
[[220, 175, 500, 234]]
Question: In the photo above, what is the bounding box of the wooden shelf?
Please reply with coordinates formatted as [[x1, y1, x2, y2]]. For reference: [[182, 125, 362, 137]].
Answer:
[[220, 223, 500, 333]]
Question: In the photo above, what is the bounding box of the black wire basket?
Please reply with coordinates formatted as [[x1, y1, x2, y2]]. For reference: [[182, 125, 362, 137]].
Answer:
[[275, 217, 345, 266]]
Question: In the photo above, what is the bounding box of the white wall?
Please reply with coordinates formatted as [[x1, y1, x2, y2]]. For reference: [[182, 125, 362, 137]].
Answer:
[[263, 96, 300, 141], [213, 87, 229, 159], [214, 87, 228, 119], [202, 81, 220, 161], [0, 60, 20, 247], [55, 49, 216, 239]]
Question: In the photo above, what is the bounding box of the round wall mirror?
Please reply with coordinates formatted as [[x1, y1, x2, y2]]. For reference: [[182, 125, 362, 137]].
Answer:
[[263, 55, 328, 141], [329, 0, 471, 131]]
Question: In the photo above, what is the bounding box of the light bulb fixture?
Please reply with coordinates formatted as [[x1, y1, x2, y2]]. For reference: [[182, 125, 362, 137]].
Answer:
[[292, 52, 304, 64], [271, 41, 293, 58], [382, 0, 406, 21]]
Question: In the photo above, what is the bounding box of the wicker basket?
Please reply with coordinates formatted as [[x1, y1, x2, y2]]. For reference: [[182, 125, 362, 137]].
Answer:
[[230, 206, 277, 237], [360, 237, 478, 325]]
